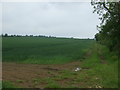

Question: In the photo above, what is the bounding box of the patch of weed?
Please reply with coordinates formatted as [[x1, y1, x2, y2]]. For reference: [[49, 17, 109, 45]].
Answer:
[[2, 81, 18, 88]]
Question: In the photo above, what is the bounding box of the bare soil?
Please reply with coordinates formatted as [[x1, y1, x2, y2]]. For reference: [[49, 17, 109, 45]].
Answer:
[[2, 61, 82, 88]]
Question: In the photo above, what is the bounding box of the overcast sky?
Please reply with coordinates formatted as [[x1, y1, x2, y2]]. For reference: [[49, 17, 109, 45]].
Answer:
[[2, 2, 100, 38]]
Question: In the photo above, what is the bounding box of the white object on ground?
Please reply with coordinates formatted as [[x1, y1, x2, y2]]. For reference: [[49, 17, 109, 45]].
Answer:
[[74, 67, 81, 71]]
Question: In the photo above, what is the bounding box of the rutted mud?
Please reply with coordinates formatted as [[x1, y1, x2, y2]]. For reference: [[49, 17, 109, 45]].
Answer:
[[3, 61, 81, 88]]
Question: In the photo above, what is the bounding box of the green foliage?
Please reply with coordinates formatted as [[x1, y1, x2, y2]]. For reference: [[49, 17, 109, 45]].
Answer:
[[2, 37, 94, 64], [45, 83, 61, 88], [91, 1, 120, 55], [0, 81, 2, 89], [2, 81, 17, 88]]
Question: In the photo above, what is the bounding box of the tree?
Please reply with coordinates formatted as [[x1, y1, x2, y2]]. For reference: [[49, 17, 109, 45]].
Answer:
[[91, 0, 120, 55], [4, 33, 8, 37]]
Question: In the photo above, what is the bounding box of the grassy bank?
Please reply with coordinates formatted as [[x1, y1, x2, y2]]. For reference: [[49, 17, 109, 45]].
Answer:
[[80, 44, 118, 88]]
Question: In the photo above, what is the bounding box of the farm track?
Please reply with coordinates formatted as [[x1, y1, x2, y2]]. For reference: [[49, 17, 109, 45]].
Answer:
[[2, 61, 81, 88]]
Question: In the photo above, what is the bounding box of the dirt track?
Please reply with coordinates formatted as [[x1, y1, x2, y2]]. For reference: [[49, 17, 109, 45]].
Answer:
[[3, 61, 81, 88]]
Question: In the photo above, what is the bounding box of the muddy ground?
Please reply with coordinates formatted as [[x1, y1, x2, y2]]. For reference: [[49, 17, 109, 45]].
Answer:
[[3, 61, 82, 88]]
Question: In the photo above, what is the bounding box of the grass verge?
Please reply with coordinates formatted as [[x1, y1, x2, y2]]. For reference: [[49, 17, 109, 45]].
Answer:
[[80, 43, 118, 88], [2, 81, 18, 88]]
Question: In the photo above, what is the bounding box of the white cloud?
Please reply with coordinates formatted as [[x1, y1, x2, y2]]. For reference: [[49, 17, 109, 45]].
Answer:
[[1, 0, 91, 3], [2, 2, 99, 38]]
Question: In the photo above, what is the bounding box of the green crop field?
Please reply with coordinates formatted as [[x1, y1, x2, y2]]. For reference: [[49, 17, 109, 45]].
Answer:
[[2, 37, 95, 64]]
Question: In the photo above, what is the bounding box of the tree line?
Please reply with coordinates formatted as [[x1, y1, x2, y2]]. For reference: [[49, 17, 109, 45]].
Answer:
[[1, 33, 56, 38], [91, 0, 120, 56], [1, 33, 93, 40]]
